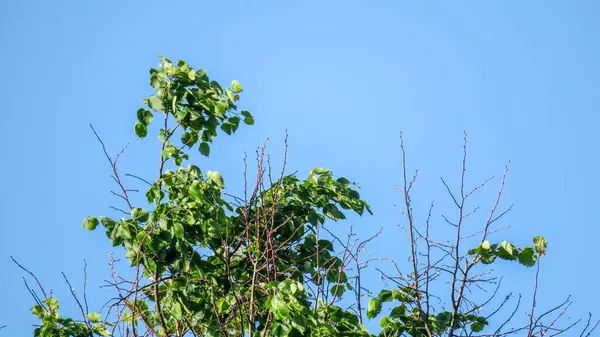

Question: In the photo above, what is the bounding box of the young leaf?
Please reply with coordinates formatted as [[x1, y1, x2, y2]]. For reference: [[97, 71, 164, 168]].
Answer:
[[226, 88, 235, 102], [497, 241, 517, 260], [231, 80, 243, 93], [533, 236, 548, 257], [367, 298, 382, 319], [31, 305, 44, 318], [87, 312, 101, 323]]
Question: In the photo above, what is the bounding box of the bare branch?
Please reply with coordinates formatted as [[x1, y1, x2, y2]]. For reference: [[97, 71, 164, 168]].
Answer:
[[11, 256, 48, 299]]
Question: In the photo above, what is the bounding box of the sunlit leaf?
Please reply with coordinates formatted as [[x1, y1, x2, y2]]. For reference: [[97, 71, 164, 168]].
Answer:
[[367, 298, 382, 319]]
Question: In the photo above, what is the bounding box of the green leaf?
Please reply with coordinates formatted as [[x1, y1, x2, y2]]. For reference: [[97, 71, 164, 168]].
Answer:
[[136, 109, 154, 125], [31, 305, 44, 318], [378, 290, 394, 302], [161, 145, 176, 159], [266, 281, 280, 289], [146, 184, 164, 204], [83, 217, 99, 231], [207, 171, 225, 189], [217, 298, 231, 313], [497, 241, 517, 260], [173, 222, 184, 238], [367, 298, 382, 319], [244, 117, 255, 125], [134, 122, 147, 138], [188, 181, 203, 201], [87, 312, 101, 323], [471, 318, 488, 332], [200, 142, 210, 156], [187, 69, 196, 81], [188, 165, 202, 178], [44, 297, 59, 311], [220, 122, 232, 135], [214, 102, 228, 117], [122, 312, 132, 324], [273, 323, 292, 337], [330, 284, 345, 297], [147, 96, 164, 111], [389, 306, 407, 319], [92, 324, 110, 336], [337, 177, 350, 185], [518, 247, 537, 267], [436, 312, 452, 325], [324, 204, 345, 221], [201, 129, 216, 142], [150, 70, 166, 89], [468, 247, 480, 255], [313, 167, 331, 174], [231, 80, 243, 93], [131, 208, 149, 223], [318, 239, 334, 251], [225, 88, 235, 102], [480, 252, 496, 264], [100, 217, 116, 230], [181, 132, 198, 147], [307, 210, 319, 226], [533, 236, 547, 257], [172, 302, 183, 319], [241, 110, 252, 118], [228, 117, 241, 134]]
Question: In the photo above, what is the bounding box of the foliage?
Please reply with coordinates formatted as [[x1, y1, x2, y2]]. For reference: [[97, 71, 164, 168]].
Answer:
[[10, 58, 597, 337], [30, 297, 109, 337]]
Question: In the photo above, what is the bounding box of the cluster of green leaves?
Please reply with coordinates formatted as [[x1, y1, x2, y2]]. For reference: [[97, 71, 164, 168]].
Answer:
[[467, 235, 547, 267], [31, 298, 109, 337], [366, 288, 489, 336], [365, 236, 548, 337], [29, 58, 554, 337], [135, 57, 253, 160], [264, 280, 371, 337], [78, 58, 374, 337]]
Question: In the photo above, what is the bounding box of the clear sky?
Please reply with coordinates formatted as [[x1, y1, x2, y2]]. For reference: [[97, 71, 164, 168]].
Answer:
[[1, 1, 599, 335]]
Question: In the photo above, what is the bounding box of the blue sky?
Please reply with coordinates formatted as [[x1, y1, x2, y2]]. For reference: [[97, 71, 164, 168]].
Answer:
[[1, 1, 599, 335]]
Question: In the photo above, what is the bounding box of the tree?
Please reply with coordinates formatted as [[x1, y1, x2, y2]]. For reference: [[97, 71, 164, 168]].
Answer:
[[10, 58, 597, 337]]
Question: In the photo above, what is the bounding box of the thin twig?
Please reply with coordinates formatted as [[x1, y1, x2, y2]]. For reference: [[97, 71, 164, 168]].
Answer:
[[11, 257, 48, 299]]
